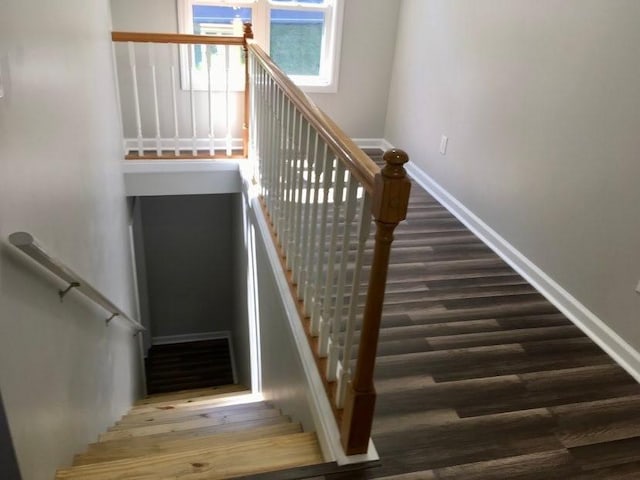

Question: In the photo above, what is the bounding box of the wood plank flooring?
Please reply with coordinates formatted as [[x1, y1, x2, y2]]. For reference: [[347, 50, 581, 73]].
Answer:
[[326, 150, 640, 479]]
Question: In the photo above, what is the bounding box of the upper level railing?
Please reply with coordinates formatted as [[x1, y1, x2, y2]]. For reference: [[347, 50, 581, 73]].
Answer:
[[8, 232, 144, 332], [248, 42, 411, 454], [112, 25, 253, 159]]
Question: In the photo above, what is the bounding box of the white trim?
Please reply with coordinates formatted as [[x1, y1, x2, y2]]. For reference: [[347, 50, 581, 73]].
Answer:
[[227, 334, 239, 385], [151, 330, 231, 345], [352, 138, 387, 151], [392, 141, 640, 384], [250, 194, 379, 465]]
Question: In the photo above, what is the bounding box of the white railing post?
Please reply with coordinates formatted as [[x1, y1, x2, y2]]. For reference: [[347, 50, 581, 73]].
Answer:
[[207, 45, 216, 156], [295, 125, 314, 294], [326, 173, 358, 381], [310, 147, 333, 336], [318, 161, 346, 358], [148, 43, 162, 156], [188, 45, 197, 156], [127, 42, 144, 157], [170, 45, 180, 156], [224, 45, 232, 156], [302, 135, 325, 312], [336, 191, 372, 407]]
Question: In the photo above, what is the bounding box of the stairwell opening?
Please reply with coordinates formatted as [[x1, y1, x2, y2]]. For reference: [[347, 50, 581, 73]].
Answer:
[[130, 193, 251, 394]]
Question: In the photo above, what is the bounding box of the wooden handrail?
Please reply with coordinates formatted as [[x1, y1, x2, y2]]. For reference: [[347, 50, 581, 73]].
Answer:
[[111, 31, 245, 46], [248, 43, 379, 194]]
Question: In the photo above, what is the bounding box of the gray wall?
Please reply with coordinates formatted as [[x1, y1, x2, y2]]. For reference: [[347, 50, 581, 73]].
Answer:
[[0, 1, 143, 479], [109, 0, 400, 138], [385, 1, 640, 350], [139, 194, 237, 339]]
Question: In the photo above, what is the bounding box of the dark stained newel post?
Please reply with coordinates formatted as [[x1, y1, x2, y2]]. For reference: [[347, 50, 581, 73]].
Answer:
[[340, 149, 411, 455]]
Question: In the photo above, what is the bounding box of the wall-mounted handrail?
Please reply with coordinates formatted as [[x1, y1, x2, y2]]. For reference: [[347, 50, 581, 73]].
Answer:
[[8, 232, 145, 332]]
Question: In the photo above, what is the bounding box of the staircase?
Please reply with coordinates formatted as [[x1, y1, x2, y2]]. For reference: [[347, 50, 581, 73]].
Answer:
[[56, 385, 324, 479]]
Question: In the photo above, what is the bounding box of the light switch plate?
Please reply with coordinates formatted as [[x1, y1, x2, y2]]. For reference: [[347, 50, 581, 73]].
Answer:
[[636, 280, 640, 294]]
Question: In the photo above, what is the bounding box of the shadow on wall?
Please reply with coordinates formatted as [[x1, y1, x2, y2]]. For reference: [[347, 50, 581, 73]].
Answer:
[[0, 390, 21, 480]]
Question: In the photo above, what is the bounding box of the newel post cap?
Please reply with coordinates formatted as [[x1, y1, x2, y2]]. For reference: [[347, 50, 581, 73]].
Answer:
[[382, 149, 409, 179], [372, 149, 411, 224]]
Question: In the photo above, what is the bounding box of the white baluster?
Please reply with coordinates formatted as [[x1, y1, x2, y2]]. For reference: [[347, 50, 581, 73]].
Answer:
[[127, 42, 144, 157], [336, 191, 372, 407], [188, 46, 197, 156], [277, 92, 289, 242], [148, 43, 161, 156], [289, 116, 308, 273], [303, 137, 326, 313], [310, 145, 332, 336], [225, 45, 232, 157], [318, 160, 346, 357], [294, 120, 318, 292], [326, 173, 358, 381], [170, 45, 180, 156], [207, 46, 215, 156], [282, 100, 295, 257]]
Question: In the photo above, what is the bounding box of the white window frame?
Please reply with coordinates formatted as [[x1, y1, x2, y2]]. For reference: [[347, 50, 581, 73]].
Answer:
[[177, 0, 344, 93]]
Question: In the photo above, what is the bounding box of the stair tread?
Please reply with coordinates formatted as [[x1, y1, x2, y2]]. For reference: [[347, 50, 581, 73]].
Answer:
[[131, 388, 251, 414], [135, 384, 245, 406], [75, 422, 303, 466], [92, 415, 292, 449], [56, 432, 323, 479], [119, 400, 272, 424], [114, 403, 277, 428], [101, 408, 283, 439]]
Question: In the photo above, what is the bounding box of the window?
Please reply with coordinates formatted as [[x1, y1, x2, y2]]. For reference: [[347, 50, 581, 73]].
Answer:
[[178, 0, 344, 92]]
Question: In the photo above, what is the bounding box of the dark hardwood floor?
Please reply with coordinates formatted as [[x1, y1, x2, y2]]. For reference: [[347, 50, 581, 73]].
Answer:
[[326, 151, 640, 479]]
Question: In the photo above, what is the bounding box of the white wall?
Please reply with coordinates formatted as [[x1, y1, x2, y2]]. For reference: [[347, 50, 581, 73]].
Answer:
[[385, 1, 640, 352], [0, 1, 143, 479], [109, 0, 400, 138], [310, 0, 400, 138]]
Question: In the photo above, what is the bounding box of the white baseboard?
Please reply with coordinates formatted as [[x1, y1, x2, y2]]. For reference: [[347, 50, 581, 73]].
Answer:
[[151, 331, 231, 346], [393, 140, 640, 383], [250, 196, 379, 466], [352, 138, 387, 150]]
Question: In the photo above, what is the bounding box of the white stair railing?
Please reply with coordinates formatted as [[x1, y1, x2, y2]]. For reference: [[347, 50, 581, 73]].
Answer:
[[111, 29, 254, 159]]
